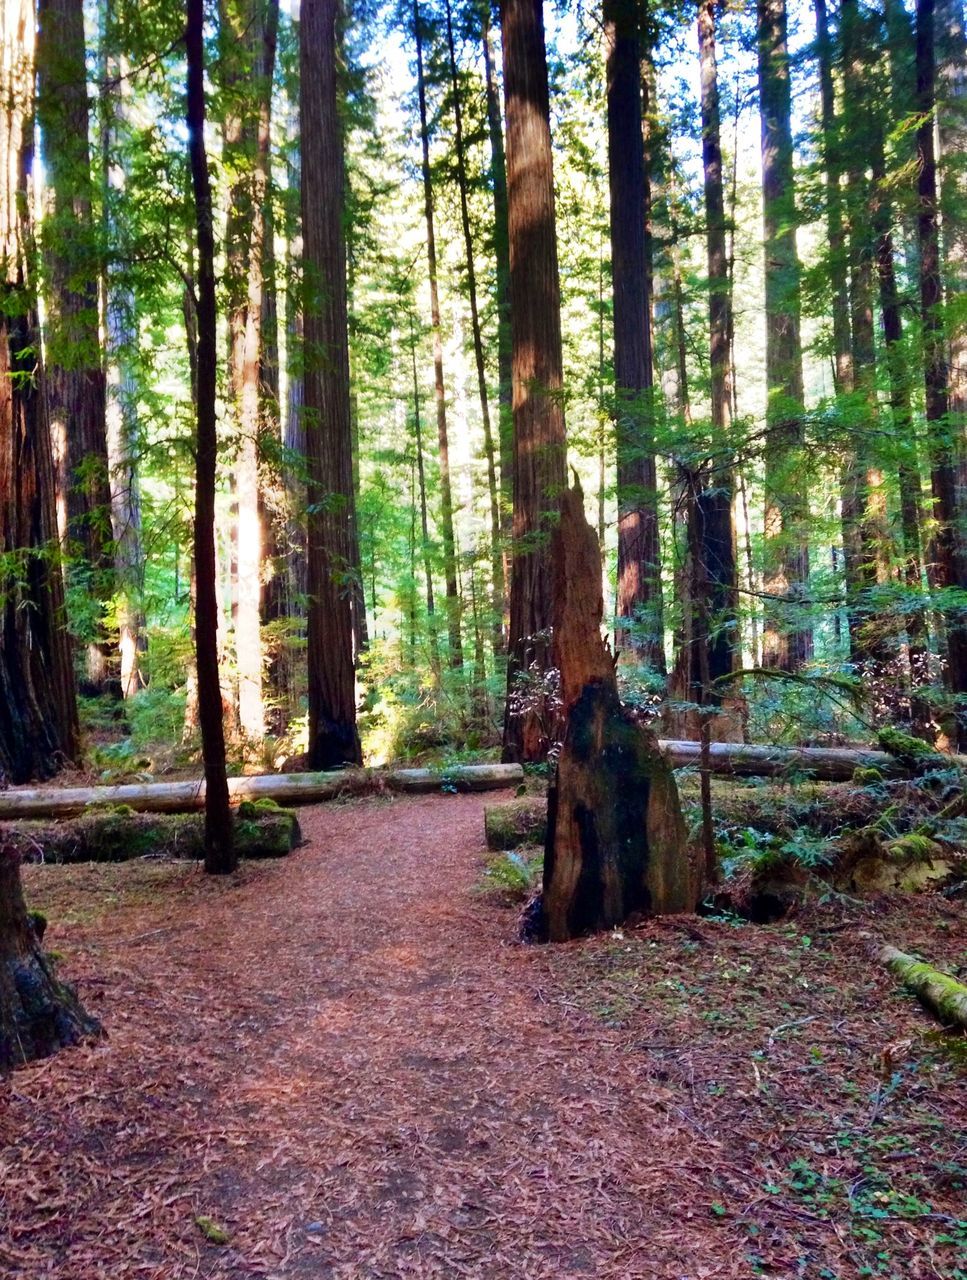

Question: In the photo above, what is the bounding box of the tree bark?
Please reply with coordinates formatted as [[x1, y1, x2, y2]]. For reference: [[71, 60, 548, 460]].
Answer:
[[0, 844, 100, 1072], [482, 7, 513, 595], [186, 0, 235, 873], [36, 0, 114, 691], [0, 0, 81, 783], [444, 0, 504, 656], [916, 0, 967, 747], [542, 485, 697, 942], [410, 312, 442, 676], [414, 0, 463, 670], [499, 0, 568, 764], [221, 0, 279, 748], [757, 0, 811, 671], [301, 0, 362, 768], [605, 0, 664, 672]]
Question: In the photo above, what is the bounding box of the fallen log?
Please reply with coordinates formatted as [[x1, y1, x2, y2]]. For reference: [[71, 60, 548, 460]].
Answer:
[[0, 762, 524, 820], [878, 944, 967, 1031], [660, 740, 967, 781], [4, 805, 300, 865]]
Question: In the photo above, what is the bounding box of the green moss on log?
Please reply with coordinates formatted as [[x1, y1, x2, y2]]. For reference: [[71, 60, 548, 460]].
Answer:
[[484, 798, 547, 851], [879, 944, 967, 1030], [2, 809, 300, 865]]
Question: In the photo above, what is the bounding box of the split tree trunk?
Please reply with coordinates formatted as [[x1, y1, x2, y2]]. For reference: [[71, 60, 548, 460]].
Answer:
[[1, 844, 100, 1071], [499, 0, 568, 764], [186, 0, 235, 873], [542, 484, 697, 942]]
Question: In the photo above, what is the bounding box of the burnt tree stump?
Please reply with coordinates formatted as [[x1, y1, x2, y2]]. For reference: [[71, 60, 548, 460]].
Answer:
[[0, 844, 101, 1071], [542, 483, 700, 941]]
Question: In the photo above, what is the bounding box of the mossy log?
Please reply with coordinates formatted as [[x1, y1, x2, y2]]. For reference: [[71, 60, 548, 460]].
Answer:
[[484, 797, 547, 850], [878, 944, 967, 1030], [542, 484, 698, 942], [661, 740, 967, 780], [3, 805, 300, 865], [1, 844, 101, 1071], [0, 762, 524, 820]]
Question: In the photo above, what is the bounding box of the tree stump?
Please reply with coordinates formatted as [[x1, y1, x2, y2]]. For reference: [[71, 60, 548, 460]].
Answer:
[[0, 844, 101, 1071], [542, 483, 699, 941]]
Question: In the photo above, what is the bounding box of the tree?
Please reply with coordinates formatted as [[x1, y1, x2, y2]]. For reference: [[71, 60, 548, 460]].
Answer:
[[221, 0, 280, 748], [186, 0, 235, 871], [604, 0, 664, 672], [916, 0, 967, 746], [36, 0, 114, 690], [301, 0, 363, 768], [1, 842, 100, 1071], [499, 0, 568, 764], [413, 0, 463, 670], [757, 0, 811, 670], [0, 0, 80, 783]]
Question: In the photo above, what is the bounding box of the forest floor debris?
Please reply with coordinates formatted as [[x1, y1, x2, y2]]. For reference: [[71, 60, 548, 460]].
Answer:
[[3, 791, 966, 1278]]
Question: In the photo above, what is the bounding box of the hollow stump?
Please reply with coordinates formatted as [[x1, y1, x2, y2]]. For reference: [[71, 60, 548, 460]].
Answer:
[[542, 483, 699, 941], [1, 844, 101, 1071]]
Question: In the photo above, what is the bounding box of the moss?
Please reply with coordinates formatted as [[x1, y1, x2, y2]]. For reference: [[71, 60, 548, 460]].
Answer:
[[194, 1216, 231, 1245], [888, 955, 967, 1027], [484, 798, 546, 851], [852, 767, 884, 785], [236, 798, 283, 819], [883, 833, 945, 864]]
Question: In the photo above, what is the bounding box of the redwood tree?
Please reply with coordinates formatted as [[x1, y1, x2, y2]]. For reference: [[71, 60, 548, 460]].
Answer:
[[499, 0, 568, 763], [605, 0, 664, 672], [301, 0, 363, 768], [757, 0, 811, 670], [186, 0, 235, 871], [0, 0, 80, 783], [37, 0, 114, 690]]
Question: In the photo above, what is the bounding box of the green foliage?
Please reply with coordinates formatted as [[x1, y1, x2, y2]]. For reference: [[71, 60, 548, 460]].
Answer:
[[477, 846, 542, 902]]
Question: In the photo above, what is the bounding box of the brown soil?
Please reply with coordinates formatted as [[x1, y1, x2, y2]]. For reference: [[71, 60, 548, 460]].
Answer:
[[3, 791, 966, 1279]]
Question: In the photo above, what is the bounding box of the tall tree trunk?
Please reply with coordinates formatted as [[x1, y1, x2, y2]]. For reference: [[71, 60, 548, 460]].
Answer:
[[100, 16, 146, 701], [36, 0, 114, 691], [482, 6, 513, 591], [444, 0, 504, 655], [0, 0, 81, 783], [410, 313, 442, 676], [499, 0, 568, 764], [839, 0, 895, 693], [916, 0, 967, 746], [414, 0, 463, 671], [221, 0, 279, 749], [186, 0, 235, 873], [757, 0, 811, 671], [301, 0, 362, 768], [605, 0, 664, 672], [695, 0, 738, 720]]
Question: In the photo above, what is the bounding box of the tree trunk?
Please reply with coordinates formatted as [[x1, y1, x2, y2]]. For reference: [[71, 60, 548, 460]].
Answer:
[[499, 0, 568, 764], [757, 0, 811, 671], [0, 844, 100, 1071], [605, 0, 664, 672], [301, 0, 362, 768], [186, 0, 235, 873], [916, 0, 967, 747], [482, 7, 513, 600], [221, 0, 279, 749], [100, 27, 146, 702], [542, 484, 697, 942], [414, 0, 463, 671], [445, 0, 504, 656], [410, 313, 442, 675], [36, 0, 114, 691], [0, 0, 81, 783]]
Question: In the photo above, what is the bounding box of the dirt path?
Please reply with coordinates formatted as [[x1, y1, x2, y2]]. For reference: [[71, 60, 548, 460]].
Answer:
[[4, 792, 722, 1279]]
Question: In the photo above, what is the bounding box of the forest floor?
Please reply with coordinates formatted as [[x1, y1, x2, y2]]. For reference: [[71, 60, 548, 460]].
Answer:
[[3, 790, 966, 1280]]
